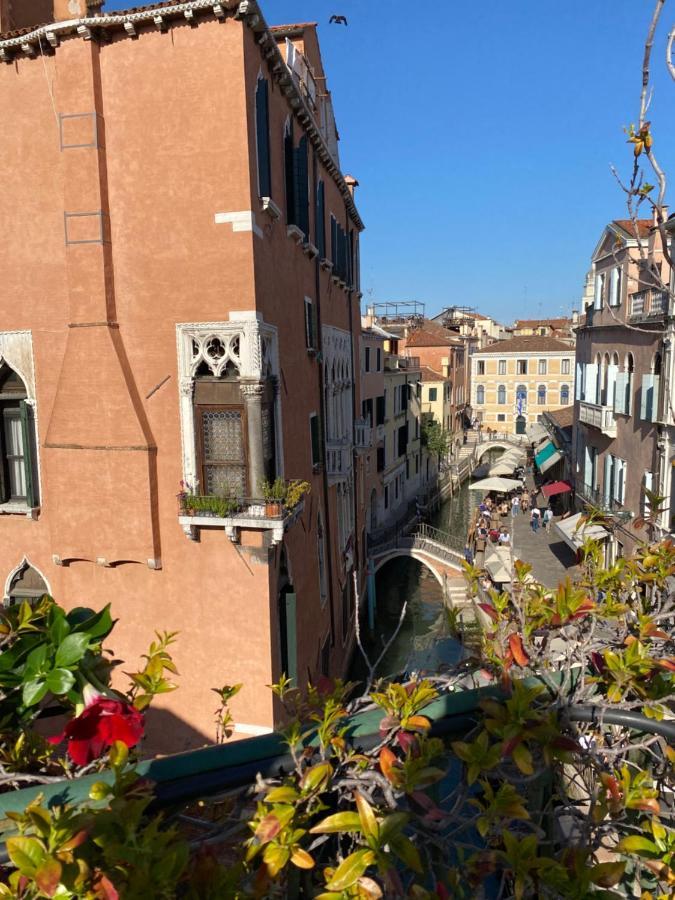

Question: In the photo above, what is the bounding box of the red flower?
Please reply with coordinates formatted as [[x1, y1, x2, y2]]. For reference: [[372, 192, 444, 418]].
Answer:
[[48, 697, 144, 766]]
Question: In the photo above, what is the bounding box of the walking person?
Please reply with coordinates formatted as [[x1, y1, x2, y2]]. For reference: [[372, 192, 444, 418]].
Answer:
[[511, 494, 520, 518], [543, 506, 553, 534], [530, 507, 541, 532], [521, 490, 530, 514]]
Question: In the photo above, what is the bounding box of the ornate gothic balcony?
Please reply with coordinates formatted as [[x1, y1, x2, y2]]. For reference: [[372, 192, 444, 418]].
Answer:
[[578, 401, 617, 438]]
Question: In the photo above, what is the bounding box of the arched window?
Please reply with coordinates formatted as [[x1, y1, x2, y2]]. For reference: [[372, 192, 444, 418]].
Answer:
[[255, 76, 271, 198], [497, 384, 507, 405], [4, 561, 49, 607], [0, 363, 37, 507], [560, 384, 570, 405], [476, 385, 485, 405], [537, 384, 547, 405], [601, 353, 610, 405], [516, 384, 527, 403], [515, 415, 527, 435], [653, 352, 662, 376]]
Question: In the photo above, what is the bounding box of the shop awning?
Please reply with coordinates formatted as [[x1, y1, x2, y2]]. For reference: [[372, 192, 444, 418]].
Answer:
[[541, 481, 572, 499], [538, 450, 562, 474], [527, 422, 548, 443], [553, 512, 609, 550]]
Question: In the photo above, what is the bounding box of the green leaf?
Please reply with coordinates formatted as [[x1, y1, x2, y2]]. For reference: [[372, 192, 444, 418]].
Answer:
[[89, 781, 112, 801], [6, 836, 46, 876], [301, 762, 333, 794], [389, 834, 423, 874], [325, 849, 375, 890], [23, 644, 48, 678], [617, 835, 658, 855], [22, 678, 48, 707], [512, 743, 534, 775], [310, 811, 362, 834], [67, 605, 114, 640], [45, 668, 76, 696], [355, 792, 378, 842], [34, 857, 63, 898], [265, 786, 299, 803], [47, 607, 70, 646], [589, 861, 626, 887], [55, 633, 91, 668]]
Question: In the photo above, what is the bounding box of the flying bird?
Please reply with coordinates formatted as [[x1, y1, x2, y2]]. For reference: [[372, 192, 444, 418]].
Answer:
[[329, 15, 348, 25]]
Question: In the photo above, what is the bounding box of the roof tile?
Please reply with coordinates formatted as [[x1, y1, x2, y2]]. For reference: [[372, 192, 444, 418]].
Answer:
[[474, 335, 573, 355]]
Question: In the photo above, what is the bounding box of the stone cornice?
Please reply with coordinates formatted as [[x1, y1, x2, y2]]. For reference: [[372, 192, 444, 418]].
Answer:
[[0, 0, 364, 231]]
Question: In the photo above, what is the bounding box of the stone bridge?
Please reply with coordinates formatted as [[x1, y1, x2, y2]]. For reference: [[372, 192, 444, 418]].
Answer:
[[472, 434, 528, 462], [369, 524, 470, 608]]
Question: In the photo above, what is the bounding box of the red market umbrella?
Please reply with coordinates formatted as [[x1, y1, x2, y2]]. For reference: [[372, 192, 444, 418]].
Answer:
[[541, 481, 572, 499]]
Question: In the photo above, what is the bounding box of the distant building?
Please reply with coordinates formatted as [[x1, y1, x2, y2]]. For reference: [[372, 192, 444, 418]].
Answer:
[[471, 336, 575, 435], [420, 366, 454, 434], [573, 216, 670, 559], [512, 316, 577, 344]]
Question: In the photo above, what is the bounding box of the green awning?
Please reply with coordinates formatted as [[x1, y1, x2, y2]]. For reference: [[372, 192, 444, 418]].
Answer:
[[534, 441, 556, 469]]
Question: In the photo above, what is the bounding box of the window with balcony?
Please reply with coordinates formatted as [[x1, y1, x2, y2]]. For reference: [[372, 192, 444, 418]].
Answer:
[[562, 358, 571, 375], [477, 361, 485, 375], [476, 385, 485, 405], [614, 353, 634, 416], [255, 76, 272, 199], [498, 359, 506, 375], [497, 384, 506, 405], [537, 384, 547, 405], [0, 364, 37, 508], [517, 359, 528, 375], [560, 384, 570, 405]]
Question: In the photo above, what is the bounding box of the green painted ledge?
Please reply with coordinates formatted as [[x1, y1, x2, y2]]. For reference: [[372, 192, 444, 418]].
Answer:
[[0, 673, 565, 826]]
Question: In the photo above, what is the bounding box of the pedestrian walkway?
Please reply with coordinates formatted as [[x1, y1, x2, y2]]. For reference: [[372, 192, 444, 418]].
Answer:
[[510, 481, 578, 589]]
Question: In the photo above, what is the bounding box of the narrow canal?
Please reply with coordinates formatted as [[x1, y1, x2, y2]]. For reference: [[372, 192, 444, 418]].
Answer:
[[351, 448, 504, 682]]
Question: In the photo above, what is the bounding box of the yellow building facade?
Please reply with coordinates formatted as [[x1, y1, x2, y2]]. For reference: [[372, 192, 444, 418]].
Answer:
[[470, 336, 575, 435]]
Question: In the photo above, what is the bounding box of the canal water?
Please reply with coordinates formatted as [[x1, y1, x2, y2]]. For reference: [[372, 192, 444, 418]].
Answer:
[[351, 448, 504, 682]]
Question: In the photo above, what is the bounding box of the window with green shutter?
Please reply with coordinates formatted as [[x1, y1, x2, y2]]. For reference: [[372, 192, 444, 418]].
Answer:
[[294, 135, 309, 237], [310, 413, 321, 466], [284, 120, 296, 225], [316, 180, 326, 258], [255, 77, 271, 199], [0, 364, 37, 507]]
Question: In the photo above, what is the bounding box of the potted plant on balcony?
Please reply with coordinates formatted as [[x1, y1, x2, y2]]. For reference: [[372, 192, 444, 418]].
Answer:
[[261, 477, 286, 517], [284, 479, 311, 512]]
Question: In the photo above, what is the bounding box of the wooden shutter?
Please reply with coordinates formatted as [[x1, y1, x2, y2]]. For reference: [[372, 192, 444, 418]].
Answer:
[[640, 374, 653, 420], [614, 372, 627, 414], [310, 414, 321, 465], [284, 125, 295, 225], [652, 375, 661, 422], [644, 471, 653, 514], [615, 459, 625, 504], [19, 401, 35, 508], [294, 136, 309, 237], [585, 363, 598, 405], [316, 181, 326, 257], [284, 591, 297, 684], [603, 453, 612, 504], [607, 364, 619, 408], [255, 79, 272, 198]]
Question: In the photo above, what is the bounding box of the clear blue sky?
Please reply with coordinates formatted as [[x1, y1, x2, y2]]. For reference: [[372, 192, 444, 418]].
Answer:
[[106, 0, 675, 323]]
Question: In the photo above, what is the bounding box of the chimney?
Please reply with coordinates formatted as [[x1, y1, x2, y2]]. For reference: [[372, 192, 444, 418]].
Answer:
[[1, 0, 102, 31], [344, 174, 359, 198], [53, 0, 103, 20]]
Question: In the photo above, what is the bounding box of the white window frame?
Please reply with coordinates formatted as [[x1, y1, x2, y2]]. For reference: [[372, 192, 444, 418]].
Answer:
[[498, 359, 506, 375], [0, 331, 40, 512], [562, 358, 571, 375], [538, 358, 547, 375]]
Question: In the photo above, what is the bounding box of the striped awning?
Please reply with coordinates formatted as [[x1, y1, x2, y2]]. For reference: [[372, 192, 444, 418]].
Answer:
[[534, 441, 556, 467], [538, 450, 562, 474], [527, 422, 548, 443]]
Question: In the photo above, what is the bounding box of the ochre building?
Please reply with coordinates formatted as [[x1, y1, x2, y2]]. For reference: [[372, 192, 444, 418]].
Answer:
[[0, 1, 366, 750]]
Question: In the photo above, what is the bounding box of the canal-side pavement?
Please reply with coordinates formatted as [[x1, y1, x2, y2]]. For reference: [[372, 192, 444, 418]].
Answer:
[[510, 504, 578, 589]]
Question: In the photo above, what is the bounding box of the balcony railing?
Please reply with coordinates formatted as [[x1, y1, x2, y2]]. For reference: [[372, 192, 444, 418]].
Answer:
[[178, 496, 303, 545], [629, 288, 669, 319], [575, 480, 624, 513], [578, 400, 617, 437], [354, 418, 371, 449], [326, 440, 351, 477]]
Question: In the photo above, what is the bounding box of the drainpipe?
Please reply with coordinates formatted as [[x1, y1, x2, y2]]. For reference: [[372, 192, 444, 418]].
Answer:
[[313, 153, 336, 647]]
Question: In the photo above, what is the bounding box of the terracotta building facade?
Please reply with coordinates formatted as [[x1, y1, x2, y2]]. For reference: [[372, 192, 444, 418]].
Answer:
[[0, 1, 365, 750]]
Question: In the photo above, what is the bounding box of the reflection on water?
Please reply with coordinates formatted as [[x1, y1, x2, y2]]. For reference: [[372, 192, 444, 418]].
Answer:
[[351, 447, 506, 683]]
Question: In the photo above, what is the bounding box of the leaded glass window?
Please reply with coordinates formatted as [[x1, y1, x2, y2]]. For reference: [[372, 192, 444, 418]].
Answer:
[[199, 407, 246, 497]]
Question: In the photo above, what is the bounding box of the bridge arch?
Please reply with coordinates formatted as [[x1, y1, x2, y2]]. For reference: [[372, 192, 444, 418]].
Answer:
[[473, 439, 526, 462], [373, 548, 462, 586]]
